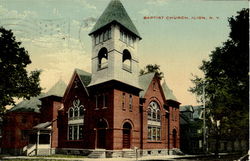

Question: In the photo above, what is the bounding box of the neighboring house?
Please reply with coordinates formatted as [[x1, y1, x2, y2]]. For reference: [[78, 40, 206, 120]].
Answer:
[[180, 105, 204, 154], [1, 0, 181, 158], [180, 105, 248, 154], [1, 80, 67, 155]]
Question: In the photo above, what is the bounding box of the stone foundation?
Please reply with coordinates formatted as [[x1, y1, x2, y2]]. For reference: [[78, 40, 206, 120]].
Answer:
[[55, 148, 174, 158]]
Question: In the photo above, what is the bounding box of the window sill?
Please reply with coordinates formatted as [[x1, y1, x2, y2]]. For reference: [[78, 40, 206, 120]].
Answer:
[[66, 140, 83, 142], [97, 66, 108, 71], [147, 140, 162, 143], [122, 67, 132, 73]]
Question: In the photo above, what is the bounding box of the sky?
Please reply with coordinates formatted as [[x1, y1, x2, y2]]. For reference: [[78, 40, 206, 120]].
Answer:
[[0, 0, 248, 106]]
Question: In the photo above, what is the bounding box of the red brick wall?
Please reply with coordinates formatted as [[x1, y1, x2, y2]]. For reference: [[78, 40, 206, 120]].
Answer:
[[51, 101, 62, 148], [84, 88, 114, 150], [113, 89, 140, 150], [1, 112, 40, 149], [141, 77, 169, 150], [40, 99, 53, 123], [168, 106, 180, 149], [58, 74, 89, 149]]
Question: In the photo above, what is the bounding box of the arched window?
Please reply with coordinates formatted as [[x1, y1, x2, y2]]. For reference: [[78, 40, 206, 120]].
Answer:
[[147, 101, 161, 141], [122, 49, 132, 72], [157, 110, 161, 122], [74, 107, 79, 118], [152, 110, 156, 120], [69, 108, 74, 118], [79, 106, 84, 116], [68, 99, 84, 141], [148, 108, 152, 120], [98, 48, 108, 69]]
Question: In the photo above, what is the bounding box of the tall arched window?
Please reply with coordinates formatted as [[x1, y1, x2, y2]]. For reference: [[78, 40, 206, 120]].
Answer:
[[98, 48, 108, 69], [122, 49, 132, 72], [68, 99, 84, 141], [147, 101, 161, 141], [69, 108, 74, 119]]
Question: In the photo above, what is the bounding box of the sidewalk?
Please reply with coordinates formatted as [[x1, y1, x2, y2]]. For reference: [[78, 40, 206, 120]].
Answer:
[[2, 155, 201, 161]]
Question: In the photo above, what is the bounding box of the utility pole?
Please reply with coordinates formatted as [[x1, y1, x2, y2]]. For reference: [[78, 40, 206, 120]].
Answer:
[[202, 84, 207, 153]]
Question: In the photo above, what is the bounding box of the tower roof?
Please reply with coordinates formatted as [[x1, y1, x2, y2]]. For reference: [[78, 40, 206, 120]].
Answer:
[[89, 0, 141, 39]]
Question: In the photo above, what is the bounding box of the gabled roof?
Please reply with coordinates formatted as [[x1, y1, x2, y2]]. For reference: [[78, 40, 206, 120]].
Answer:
[[139, 72, 155, 97], [161, 80, 177, 101], [63, 69, 92, 100], [89, 0, 141, 39], [75, 68, 92, 86], [9, 80, 67, 113]]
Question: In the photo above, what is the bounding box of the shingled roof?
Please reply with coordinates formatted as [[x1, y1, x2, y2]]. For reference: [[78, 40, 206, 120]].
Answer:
[[139, 72, 155, 97], [43, 79, 67, 98], [162, 80, 178, 101], [89, 0, 141, 39], [9, 80, 67, 113], [9, 93, 46, 113], [75, 68, 92, 86]]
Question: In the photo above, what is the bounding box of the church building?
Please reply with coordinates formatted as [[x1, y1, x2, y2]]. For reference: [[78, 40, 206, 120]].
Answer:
[[1, 0, 181, 158]]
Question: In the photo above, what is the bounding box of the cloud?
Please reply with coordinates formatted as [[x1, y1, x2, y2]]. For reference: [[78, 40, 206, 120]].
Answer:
[[0, 5, 38, 19], [146, 0, 168, 6], [35, 48, 91, 92], [78, 0, 97, 10], [79, 17, 97, 32], [138, 9, 151, 16]]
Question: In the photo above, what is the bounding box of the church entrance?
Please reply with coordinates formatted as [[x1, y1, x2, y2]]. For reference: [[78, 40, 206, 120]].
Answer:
[[123, 122, 132, 149], [97, 119, 108, 149]]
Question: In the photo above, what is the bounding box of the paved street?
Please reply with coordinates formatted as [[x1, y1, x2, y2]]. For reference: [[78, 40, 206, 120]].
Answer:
[[1, 154, 243, 161]]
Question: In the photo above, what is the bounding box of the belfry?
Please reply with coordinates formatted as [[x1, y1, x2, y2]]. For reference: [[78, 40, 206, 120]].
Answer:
[[1, 0, 181, 158]]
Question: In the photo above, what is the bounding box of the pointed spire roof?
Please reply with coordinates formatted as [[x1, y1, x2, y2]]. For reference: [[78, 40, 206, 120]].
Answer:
[[46, 79, 67, 97], [89, 0, 141, 39]]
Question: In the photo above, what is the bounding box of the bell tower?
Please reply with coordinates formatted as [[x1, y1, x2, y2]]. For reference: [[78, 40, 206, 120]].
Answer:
[[88, 0, 142, 88]]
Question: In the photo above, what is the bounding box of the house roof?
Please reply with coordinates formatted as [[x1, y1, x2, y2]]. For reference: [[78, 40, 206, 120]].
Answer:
[[9, 93, 46, 113], [161, 80, 177, 101], [180, 105, 194, 112], [89, 0, 141, 39], [139, 72, 155, 97], [193, 105, 203, 119], [180, 105, 203, 120], [9, 80, 67, 113], [180, 114, 189, 125], [75, 68, 92, 86], [33, 121, 51, 130]]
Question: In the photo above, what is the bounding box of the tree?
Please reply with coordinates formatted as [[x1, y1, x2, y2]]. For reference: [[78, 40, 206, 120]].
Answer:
[[0, 27, 42, 114], [140, 64, 164, 80], [189, 9, 249, 155]]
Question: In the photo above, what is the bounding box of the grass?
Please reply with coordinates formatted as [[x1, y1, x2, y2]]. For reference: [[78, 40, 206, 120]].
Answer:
[[31, 154, 86, 158], [2, 159, 61, 161], [1, 154, 87, 161]]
